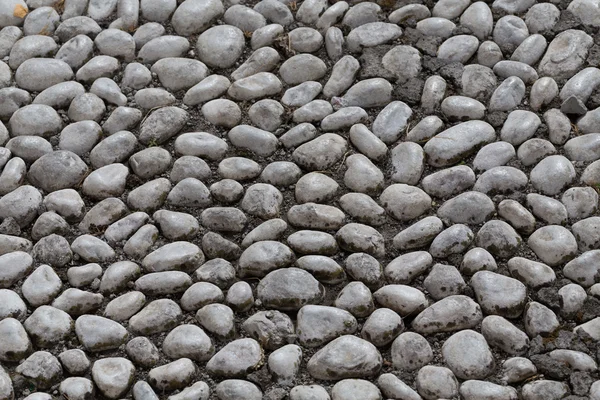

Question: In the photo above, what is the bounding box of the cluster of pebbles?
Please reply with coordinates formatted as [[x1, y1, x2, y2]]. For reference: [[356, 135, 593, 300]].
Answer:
[[2, 0, 600, 398]]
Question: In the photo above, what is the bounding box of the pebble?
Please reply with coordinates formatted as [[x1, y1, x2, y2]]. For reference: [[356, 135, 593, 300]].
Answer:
[[489, 76, 526, 112], [58, 349, 90, 375], [162, 324, 214, 362], [493, 16, 529, 53], [562, 186, 598, 221], [501, 110, 541, 145], [412, 295, 482, 334], [16, 351, 62, 390], [307, 335, 382, 380], [323, 56, 359, 98], [530, 155, 575, 196], [15, 58, 73, 92], [502, 357, 537, 383], [206, 338, 262, 378], [104, 291, 146, 321], [21, 264, 61, 306], [249, 99, 285, 131], [0, 318, 31, 362], [417, 17, 456, 38], [339, 193, 386, 226], [374, 284, 428, 316], [563, 250, 600, 287], [438, 35, 479, 64], [147, 358, 196, 392], [293, 133, 347, 171], [280, 54, 327, 85], [460, 380, 518, 400], [228, 125, 278, 156], [257, 268, 325, 310], [380, 184, 431, 222], [75, 315, 128, 352], [10, 104, 62, 138], [385, 251, 433, 283], [416, 366, 459, 400], [293, 100, 333, 123], [528, 225, 578, 266], [425, 120, 496, 167], [242, 310, 294, 349], [482, 315, 529, 355], [372, 101, 413, 144], [269, 344, 302, 386], [477, 40, 504, 68], [297, 305, 357, 347], [224, 5, 266, 32], [473, 142, 515, 172], [572, 218, 600, 252], [296, 255, 345, 284], [125, 337, 159, 369], [171, 0, 223, 36], [524, 301, 560, 337], [494, 60, 539, 84], [361, 308, 403, 347], [429, 224, 474, 258], [473, 164, 526, 194], [441, 96, 486, 120], [129, 299, 182, 335], [23, 305, 73, 348], [336, 78, 393, 108], [471, 270, 527, 317], [442, 330, 495, 380], [538, 29, 593, 80], [522, 380, 568, 400], [138, 35, 190, 64], [282, 82, 323, 107], [216, 380, 262, 400]]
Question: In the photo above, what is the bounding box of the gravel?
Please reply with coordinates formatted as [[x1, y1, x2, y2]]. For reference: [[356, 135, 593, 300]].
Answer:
[[1, 0, 600, 398]]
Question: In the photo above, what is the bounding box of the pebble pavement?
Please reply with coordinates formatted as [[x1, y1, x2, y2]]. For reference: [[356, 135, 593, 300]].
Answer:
[[0, 0, 600, 399]]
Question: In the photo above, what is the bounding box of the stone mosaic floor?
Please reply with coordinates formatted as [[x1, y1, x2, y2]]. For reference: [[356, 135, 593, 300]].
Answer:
[[1, 0, 600, 398]]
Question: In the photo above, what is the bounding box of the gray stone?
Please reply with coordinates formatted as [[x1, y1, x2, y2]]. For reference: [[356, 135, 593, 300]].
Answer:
[[16, 351, 62, 390], [493, 15, 529, 53], [472, 269, 527, 318], [524, 301, 560, 337], [442, 330, 495, 380], [564, 250, 600, 287], [538, 29, 593, 80], [307, 335, 382, 380], [425, 120, 496, 167], [129, 299, 182, 335], [385, 251, 433, 283], [138, 35, 190, 64], [196, 25, 244, 68], [148, 358, 196, 392], [478, 40, 504, 68], [336, 78, 393, 108], [92, 358, 135, 399], [257, 268, 325, 311], [206, 338, 262, 378], [412, 295, 483, 334], [460, 247, 498, 275], [416, 366, 459, 400], [372, 101, 412, 144], [380, 184, 431, 222], [530, 155, 575, 196], [75, 315, 127, 352]]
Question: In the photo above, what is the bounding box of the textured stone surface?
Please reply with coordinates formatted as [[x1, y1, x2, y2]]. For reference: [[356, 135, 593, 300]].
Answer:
[[0, 1, 596, 398]]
